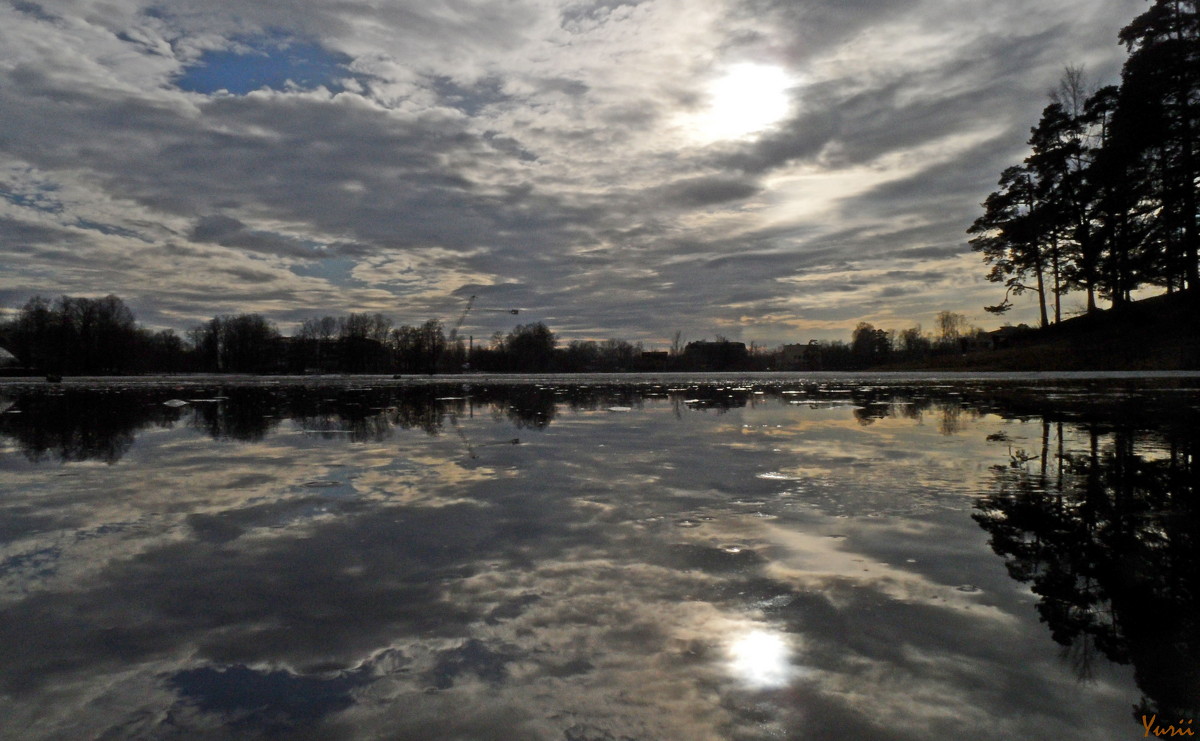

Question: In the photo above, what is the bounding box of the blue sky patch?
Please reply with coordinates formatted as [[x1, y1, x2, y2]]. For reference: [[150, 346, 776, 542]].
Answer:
[[1, 184, 63, 214], [290, 257, 362, 285], [74, 218, 148, 242], [170, 664, 371, 732], [176, 33, 365, 95]]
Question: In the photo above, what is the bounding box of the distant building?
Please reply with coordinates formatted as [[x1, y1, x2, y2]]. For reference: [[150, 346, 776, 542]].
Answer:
[[960, 333, 994, 352], [959, 325, 1034, 353], [639, 351, 670, 370], [779, 344, 806, 366], [779, 341, 821, 369], [989, 325, 1032, 349]]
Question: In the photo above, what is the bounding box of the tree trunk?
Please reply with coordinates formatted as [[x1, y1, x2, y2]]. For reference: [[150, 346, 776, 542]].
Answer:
[[1172, 0, 1198, 288], [1051, 234, 1062, 323], [1035, 260, 1049, 328]]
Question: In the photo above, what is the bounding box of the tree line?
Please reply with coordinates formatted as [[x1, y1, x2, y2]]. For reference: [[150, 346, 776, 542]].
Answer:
[[0, 295, 185, 375], [0, 294, 771, 375], [0, 294, 1000, 375], [969, 0, 1199, 325], [0, 295, 543, 375], [786, 311, 999, 371]]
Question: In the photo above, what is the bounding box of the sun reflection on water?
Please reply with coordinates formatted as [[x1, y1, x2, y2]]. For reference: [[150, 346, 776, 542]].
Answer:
[[728, 628, 794, 689]]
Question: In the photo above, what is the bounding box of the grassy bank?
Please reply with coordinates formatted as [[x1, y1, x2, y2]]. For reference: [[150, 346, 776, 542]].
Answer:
[[889, 290, 1200, 371]]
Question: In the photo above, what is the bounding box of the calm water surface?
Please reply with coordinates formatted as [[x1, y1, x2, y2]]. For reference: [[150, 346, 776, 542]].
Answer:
[[0, 374, 1197, 740]]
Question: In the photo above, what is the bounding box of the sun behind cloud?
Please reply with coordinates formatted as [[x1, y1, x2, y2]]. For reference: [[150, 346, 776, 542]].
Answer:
[[684, 63, 794, 142]]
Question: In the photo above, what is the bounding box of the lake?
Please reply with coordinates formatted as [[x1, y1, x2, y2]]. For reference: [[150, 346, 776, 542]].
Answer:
[[1, 373, 1197, 740]]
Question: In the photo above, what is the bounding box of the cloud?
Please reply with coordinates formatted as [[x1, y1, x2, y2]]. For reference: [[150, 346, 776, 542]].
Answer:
[[0, 0, 1148, 341], [658, 175, 763, 207], [189, 214, 245, 242]]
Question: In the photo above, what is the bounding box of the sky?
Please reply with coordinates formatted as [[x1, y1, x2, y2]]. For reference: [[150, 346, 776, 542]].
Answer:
[[0, 0, 1147, 346]]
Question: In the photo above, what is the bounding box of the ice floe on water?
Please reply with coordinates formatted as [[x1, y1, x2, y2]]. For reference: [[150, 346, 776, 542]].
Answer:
[[755, 471, 802, 481]]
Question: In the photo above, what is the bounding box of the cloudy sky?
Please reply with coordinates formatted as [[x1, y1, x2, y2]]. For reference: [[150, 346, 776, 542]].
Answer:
[[0, 0, 1145, 345]]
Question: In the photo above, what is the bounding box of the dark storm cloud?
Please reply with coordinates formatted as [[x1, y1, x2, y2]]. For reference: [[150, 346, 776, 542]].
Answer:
[[430, 74, 512, 116], [536, 76, 590, 97], [658, 175, 763, 208], [188, 214, 245, 243], [0, 64, 591, 259], [188, 215, 369, 259], [0, 216, 80, 247]]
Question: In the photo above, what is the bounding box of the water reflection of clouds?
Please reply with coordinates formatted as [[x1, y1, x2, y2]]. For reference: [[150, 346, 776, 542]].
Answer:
[[720, 411, 1014, 518], [0, 422, 498, 608], [2, 381, 1184, 739], [757, 526, 1019, 621], [439, 557, 785, 738]]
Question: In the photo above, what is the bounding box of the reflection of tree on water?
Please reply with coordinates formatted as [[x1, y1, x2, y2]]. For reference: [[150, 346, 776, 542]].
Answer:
[[0, 385, 562, 461], [849, 398, 971, 433], [190, 388, 281, 442], [0, 381, 1046, 462], [0, 390, 183, 464], [1, 379, 1194, 466], [974, 420, 1199, 722]]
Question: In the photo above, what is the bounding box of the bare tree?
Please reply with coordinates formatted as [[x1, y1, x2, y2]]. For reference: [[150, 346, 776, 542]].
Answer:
[[935, 311, 970, 348]]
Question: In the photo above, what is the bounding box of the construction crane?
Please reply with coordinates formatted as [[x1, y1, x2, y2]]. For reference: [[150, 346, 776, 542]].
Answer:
[[448, 295, 475, 345], [449, 295, 518, 343], [445, 295, 519, 371]]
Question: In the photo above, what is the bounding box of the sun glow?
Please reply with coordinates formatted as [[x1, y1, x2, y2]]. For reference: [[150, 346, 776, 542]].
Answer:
[[728, 629, 793, 689], [686, 63, 793, 142]]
